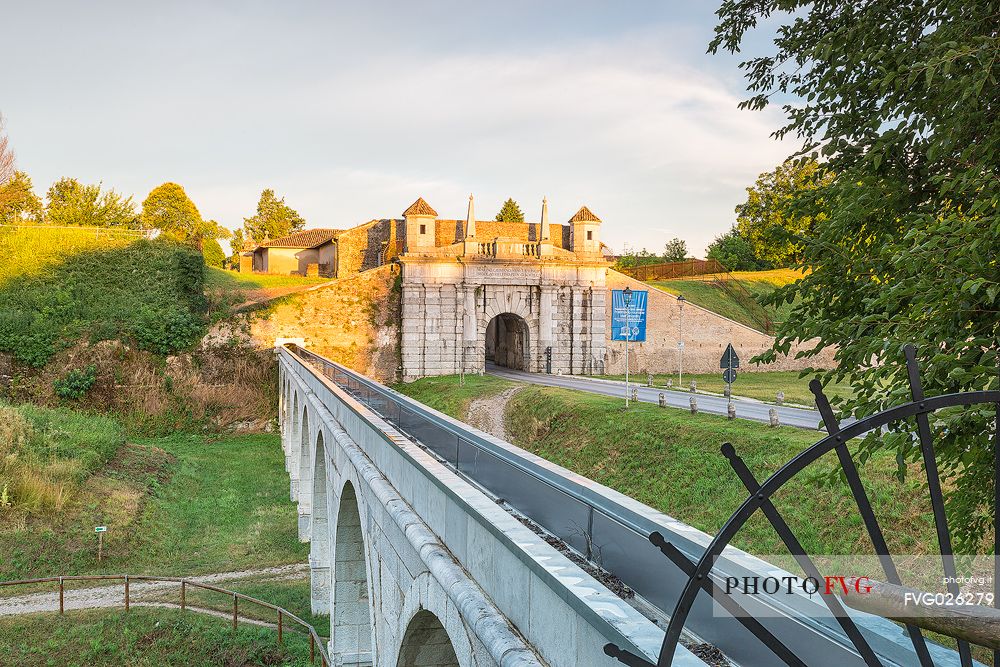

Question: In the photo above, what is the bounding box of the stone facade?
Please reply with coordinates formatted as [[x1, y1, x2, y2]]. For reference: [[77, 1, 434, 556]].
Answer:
[[397, 196, 609, 380]]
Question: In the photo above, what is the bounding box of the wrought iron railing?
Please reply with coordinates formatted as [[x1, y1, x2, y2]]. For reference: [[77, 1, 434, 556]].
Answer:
[[0, 574, 331, 666]]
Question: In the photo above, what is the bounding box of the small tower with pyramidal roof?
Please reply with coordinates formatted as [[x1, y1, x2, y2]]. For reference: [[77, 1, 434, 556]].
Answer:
[[569, 205, 601, 255], [403, 197, 438, 251]]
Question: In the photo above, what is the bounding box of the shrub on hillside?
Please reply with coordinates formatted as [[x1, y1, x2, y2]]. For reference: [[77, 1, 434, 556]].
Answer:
[[53, 365, 97, 400]]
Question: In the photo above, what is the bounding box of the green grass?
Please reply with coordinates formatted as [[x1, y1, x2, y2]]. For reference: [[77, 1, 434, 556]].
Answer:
[[0, 228, 207, 366], [594, 370, 852, 406], [391, 374, 514, 417], [0, 608, 313, 666], [397, 376, 935, 557], [0, 430, 307, 581], [649, 268, 802, 331], [0, 402, 125, 518], [205, 267, 332, 291]]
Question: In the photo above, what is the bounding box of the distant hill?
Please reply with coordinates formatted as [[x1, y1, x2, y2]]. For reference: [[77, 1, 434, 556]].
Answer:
[[647, 268, 802, 333]]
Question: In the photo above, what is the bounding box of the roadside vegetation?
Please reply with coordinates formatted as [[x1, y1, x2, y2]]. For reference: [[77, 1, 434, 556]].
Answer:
[[648, 269, 801, 331], [593, 370, 852, 406], [397, 376, 935, 557], [0, 608, 313, 666], [204, 266, 333, 315]]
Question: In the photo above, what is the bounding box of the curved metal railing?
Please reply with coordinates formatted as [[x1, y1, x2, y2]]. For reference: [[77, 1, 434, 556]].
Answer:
[[0, 574, 330, 666]]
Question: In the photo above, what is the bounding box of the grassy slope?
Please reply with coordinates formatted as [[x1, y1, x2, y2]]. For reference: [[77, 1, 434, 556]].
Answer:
[[594, 370, 853, 406], [397, 376, 934, 557], [0, 227, 207, 366], [204, 267, 332, 291], [0, 608, 313, 666], [1, 422, 307, 581], [649, 268, 801, 331]]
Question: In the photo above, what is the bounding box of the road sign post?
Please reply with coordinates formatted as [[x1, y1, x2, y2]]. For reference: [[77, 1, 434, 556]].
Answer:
[[95, 526, 107, 562], [720, 344, 740, 405]]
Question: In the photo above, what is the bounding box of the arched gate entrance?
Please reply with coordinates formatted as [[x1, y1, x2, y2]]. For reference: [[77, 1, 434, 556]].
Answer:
[[485, 313, 530, 370]]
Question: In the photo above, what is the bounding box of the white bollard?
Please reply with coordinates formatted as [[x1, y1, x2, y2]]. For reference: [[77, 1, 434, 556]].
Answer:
[[769, 407, 780, 427], [647, 373, 654, 387], [667, 378, 673, 389], [689, 380, 697, 393], [728, 402, 736, 420], [658, 393, 666, 408], [690, 396, 698, 414], [631, 388, 638, 402], [776, 390, 785, 406]]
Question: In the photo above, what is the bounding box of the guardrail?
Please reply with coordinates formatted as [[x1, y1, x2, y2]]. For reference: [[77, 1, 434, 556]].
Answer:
[[0, 574, 330, 666]]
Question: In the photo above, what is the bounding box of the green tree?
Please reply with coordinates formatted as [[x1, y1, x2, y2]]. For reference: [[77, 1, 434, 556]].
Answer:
[[202, 238, 226, 267], [662, 237, 688, 263], [0, 171, 43, 224], [713, 1, 1000, 548], [45, 177, 138, 228], [141, 183, 229, 246], [495, 198, 524, 223], [141, 183, 202, 240], [242, 189, 305, 243], [735, 159, 830, 267], [706, 228, 765, 271]]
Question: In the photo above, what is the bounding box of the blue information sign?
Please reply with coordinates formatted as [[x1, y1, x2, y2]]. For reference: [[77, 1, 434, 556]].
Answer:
[[611, 290, 647, 341]]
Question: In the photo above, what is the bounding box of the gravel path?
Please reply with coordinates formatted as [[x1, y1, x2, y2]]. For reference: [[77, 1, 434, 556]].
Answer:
[[466, 386, 524, 441], [0, 563, 308, 617]]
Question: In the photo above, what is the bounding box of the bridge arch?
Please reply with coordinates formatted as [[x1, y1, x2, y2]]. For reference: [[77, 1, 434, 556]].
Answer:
[[331, 480, 374, 665], [309, 430, 332, 615], [484, 312, 531, 371], [396, 610, 460, 667]]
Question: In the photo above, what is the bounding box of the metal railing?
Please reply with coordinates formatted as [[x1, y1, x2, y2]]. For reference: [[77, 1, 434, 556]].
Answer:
[[0, 574, 330, 666]]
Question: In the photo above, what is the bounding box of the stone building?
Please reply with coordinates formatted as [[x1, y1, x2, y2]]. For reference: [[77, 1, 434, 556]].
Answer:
[[251, 194, 835, 382], [397, 196, 610, 380]]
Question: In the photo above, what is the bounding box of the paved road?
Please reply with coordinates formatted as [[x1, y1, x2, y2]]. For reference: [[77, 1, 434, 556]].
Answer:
[[487, 365, 827, 431]]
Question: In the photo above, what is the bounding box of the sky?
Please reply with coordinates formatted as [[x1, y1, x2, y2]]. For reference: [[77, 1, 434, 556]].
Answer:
[[2, 1, 794, 255]]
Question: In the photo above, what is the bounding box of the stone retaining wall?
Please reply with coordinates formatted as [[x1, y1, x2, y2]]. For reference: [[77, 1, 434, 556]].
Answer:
[[604, 270, 835, 375]]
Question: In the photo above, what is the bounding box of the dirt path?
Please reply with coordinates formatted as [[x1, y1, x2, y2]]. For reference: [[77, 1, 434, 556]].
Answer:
[[466, 386, 524, 441], [0, 563, 308, 617]]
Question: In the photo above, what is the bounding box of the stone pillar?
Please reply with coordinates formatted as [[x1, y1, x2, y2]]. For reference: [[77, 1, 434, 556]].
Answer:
[[310, 557, 331, 615], [462, 284, 480, 374], [539, 285, 556, 371]]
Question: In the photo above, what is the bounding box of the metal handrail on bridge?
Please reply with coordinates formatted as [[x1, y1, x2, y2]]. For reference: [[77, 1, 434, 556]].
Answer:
[[0, 574, 331, 666]]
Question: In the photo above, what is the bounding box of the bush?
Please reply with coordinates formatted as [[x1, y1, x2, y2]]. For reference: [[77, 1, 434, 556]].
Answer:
[[53, 365, 98, 399], [705, 228, 771, 271]]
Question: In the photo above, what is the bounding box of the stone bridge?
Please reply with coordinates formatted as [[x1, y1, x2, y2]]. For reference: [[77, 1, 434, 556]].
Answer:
[[277, 345, 971, 667]]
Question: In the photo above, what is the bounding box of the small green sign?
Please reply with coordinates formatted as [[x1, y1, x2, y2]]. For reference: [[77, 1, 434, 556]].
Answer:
[[95, 526, 107, 533]]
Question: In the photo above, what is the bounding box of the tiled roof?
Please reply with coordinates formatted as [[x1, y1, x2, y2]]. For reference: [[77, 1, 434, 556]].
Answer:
[[569, 206, 601, 223], [258, 228, 341, 249], [403, 197, 438, 217]]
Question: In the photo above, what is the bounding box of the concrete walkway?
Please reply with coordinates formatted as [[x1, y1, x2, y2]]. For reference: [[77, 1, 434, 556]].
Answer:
[[487, 365, 828, 430]]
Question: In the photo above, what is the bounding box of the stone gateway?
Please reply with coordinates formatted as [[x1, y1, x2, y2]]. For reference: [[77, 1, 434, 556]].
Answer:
[[399, 195, 609, 380]]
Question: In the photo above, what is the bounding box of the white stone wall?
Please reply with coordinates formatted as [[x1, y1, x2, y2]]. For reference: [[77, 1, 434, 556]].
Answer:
[[400, 258, 607, 380], [279, 349, 694, 667]]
